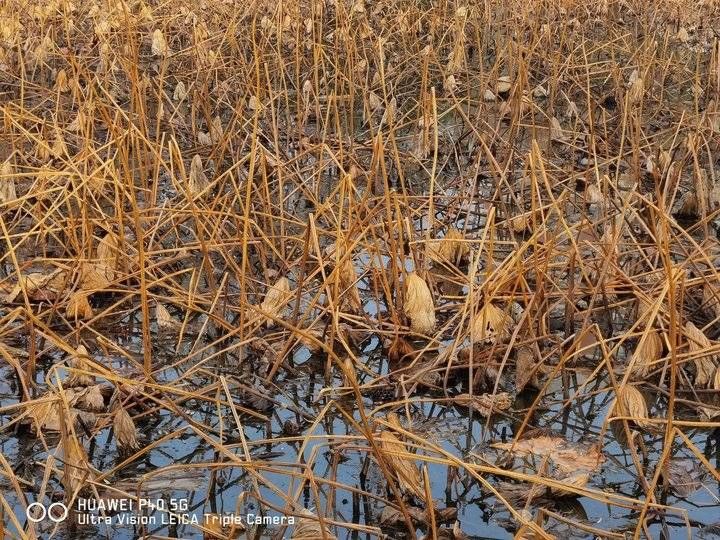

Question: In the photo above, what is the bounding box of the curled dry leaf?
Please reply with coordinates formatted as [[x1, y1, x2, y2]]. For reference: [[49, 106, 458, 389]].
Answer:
[[66, 345, 95, 387], [198, 131, 212, 145], [291, 508, 337, 539], [470, 302, 510, 343], [549, 116, 567, 142], [404, 272, 435, 335], [260, 276, 292, 328], [66, 289, 94, 322], [23, 393, 96, 434], [25, 394, 63, 432], [509, 213, 530, 233], [82, 385, 105, 411], [676, 27, 690, 43], [532, 84, 548, 98], [377, 412, 424, 500], [114, 407, 139, 452], [151, 28, 169, 57], [368, 91, 382, 112], [189, 154, 209, 196], [496, 75, 512, 94], [0, 159, 17, 205], [173, 80, 187, 101], [427, 228, 468, 265], [336, 257, 362, 313], [2, 268, 67, 303], [388, 335, 415, 363], [629, 329, 662, 379], [453, 392, 512, 416], [156, 302, 178, 331], [350, 0, 365, 15], [444, 74, 457, 94], [96, 233, 120, 269], [79, 262, 113, 291], [627, 74, 644, 105], [60, 434, 94, 496], [677, 190, 698, 217], [585, 182, 604, 206], [685, 321, 717, 387], [302, 79, 313, 104], [247, 95, 262, 111], [55, 68, 69, 92], [209, 116, 223, 143], [612, 385, 650, 428]]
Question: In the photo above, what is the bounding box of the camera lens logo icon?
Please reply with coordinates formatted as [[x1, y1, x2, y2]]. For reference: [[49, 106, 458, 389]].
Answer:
[[26, 502, 68, 523]]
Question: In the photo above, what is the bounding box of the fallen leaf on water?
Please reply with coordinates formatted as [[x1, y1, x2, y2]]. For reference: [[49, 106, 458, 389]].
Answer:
[[661, 458, 705, 497], [453, 392, 512, 417], [2, 268, 68, 303], [515, 521, 556, 540], [491, 430, 603, 497], [81, 385, 105, 411]]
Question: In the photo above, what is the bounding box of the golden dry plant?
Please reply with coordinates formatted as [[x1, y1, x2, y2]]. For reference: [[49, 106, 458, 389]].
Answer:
[[1, 0, 720, 538]]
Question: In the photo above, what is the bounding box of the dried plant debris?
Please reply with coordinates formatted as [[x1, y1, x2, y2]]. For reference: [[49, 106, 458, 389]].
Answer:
[[452, 392, 512, 416], [377, 413, 424, 500], [470, 301, 511, 344], [259, 276, 292, 328], [404, 272, 436, 335], [684, 322, 718, 387], [0, 0, 719, 537], [661, 458, 706, 498], [491, 430, 604, 496]]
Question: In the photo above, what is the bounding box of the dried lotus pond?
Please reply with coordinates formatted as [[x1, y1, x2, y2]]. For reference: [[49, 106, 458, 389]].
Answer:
[[0, 0, 720, 539]]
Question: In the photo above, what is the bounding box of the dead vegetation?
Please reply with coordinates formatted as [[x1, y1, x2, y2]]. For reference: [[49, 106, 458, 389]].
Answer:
[[1, 0, 720, 538]]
